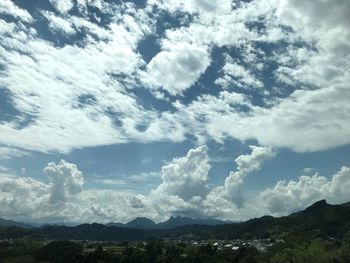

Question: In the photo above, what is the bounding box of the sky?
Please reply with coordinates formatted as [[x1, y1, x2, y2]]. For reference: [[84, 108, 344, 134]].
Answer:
[[0, 0, 350, 224]]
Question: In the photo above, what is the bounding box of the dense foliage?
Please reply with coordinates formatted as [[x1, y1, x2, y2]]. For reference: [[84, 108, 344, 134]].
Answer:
[[1, 235, 350, 263]]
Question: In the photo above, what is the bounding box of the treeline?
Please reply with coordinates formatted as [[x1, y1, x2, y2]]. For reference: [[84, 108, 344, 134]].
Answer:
[[1, 233, 350, 263]]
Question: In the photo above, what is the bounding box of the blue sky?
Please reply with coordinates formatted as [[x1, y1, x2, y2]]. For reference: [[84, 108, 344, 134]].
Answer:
[[0, 0, 350, 223]]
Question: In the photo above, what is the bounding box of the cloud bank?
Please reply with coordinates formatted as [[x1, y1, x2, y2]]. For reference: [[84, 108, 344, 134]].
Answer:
[[1, 146, 349, 223]]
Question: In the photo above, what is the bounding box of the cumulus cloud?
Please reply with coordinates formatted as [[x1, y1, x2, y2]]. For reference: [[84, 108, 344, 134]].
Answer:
[[145, 43, 211, 96], [0, 173, 49, 221], [0, 158, 159, 223], [1, 0, 350, 225], [217, 146, 276, 208], [260, 166, 350, 215], [150, 145, 276, 219], [44, 160, 84, 203], [235, 146, 276, 174], [152, 145, 210, 200], [49, 0, 74, 14], [0, 160, 86, 222], [0, 147, 349, 223]]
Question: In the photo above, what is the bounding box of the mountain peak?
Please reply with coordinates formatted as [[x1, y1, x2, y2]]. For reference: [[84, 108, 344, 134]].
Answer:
[[126, 217, 157, 229], [303, 199, 329, 213]]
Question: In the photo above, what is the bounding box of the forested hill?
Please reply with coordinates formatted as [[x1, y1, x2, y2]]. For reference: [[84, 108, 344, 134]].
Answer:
[[106, 216, 231, 230]]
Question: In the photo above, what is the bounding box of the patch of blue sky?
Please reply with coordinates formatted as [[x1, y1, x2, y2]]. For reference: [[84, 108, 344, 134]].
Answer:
[[244, 143, 350, 192], [179, 46, 227, 105], [0, 88, 36, 129], [154, 9, 194, 37], [0, 87, 21, 123], [137, 34, 161, 63]]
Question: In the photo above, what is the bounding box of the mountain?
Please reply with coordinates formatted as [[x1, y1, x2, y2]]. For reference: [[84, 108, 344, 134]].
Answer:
[[105, 222, 125, 228], [126, 217, 157, 229], [1, 199, 350, 241], [106, 216, 230, 230], [38, 223, 151, 241], [158, 216, 231, 229], [0, 218, 33, 228], [292, 199, 330, 216], [106, 218, 157, 229], [341, 201, 350, 209], [160, 200, 350, 240]]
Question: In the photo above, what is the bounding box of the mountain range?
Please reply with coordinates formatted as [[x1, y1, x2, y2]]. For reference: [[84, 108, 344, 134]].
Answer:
[[0, 216, 231, 230], [106, 216, 232, 230], [0, 218, 33, 229], [1, 199, 350, 241]]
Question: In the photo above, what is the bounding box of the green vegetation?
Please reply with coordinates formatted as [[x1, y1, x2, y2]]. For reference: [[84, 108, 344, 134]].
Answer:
[[1, 236, 350, 263], [1, 200, 350, 262]]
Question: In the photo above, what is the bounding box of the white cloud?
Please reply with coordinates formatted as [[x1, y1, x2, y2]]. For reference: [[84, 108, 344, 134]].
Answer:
[[260, 166, 350, 215], [143, 0, 350, 153], [44, 160, 84, 204], [0, 158, 162, 223], [0, 0, 350, 162], [0, 9, 175, 153], [150, 145, 276, 219], [152, 145, 210, 200], [0, 160, 83, 220], [0, 7, 192, 154], [92, 178, 128, 186], [172, 91, 249, 143], [149, 0, 233, 15], [246, 85, 350, 152], [0, 165, 8, 172], [303, 167, 316, 174], [145, 43, 211, 96], [0, 0, 33, 23], [0, 147, 349, 223], [69, 15, 110, 39], [172, 83, 350, 152], [234, 146, 276, 174], [0, 146, 29, 159], [217, 146, 276, 208], [275, 0, 350, 36], [42, 11, 76, 35], [158, 0, 284, 49], [272, 1, 350, 91], [0, 173, 50, 221], [49, 0, 74, 14], [1, 0, 349, 156], [215, 55, 263, 89], [91, 172, 161, 188]]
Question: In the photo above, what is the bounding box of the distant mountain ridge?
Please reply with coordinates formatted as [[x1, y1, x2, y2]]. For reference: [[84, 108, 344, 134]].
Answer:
[[0, 218, 33, 228], [106, 216, 232, 230], [1, 199, 350, 241]]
